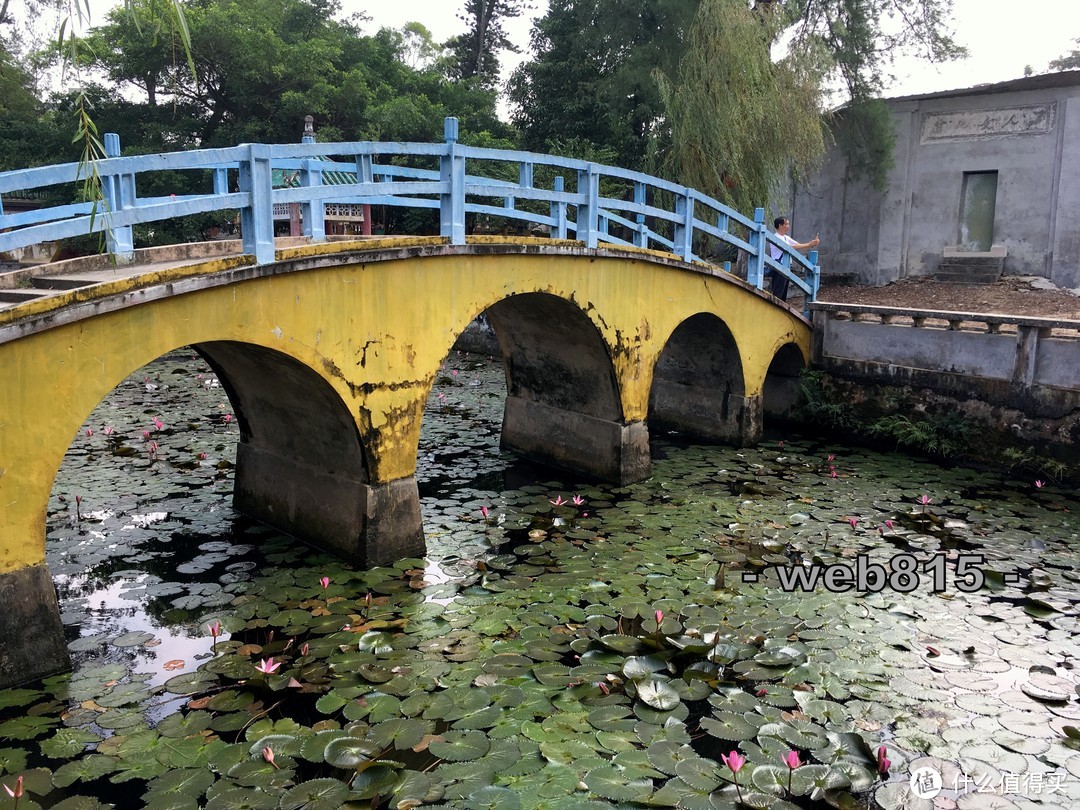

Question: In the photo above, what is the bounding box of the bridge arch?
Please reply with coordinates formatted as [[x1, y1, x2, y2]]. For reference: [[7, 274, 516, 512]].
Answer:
[[484, 292, 648, 482], [648, 312, 756, 444], [2, 334, 367, 687], [763, 342, 809, 426], [196, 341, 422, 566]]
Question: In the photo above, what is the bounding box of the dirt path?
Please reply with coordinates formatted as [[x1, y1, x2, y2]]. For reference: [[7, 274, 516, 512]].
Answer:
[[815, 275, 1080, 319]]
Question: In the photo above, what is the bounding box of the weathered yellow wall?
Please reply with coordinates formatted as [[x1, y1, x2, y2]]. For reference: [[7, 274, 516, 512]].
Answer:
[[0, 238, 808, 571]]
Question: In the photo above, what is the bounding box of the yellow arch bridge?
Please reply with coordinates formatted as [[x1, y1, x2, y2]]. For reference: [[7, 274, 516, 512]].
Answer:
[[0, 123, 817, 686], [0, 237, 808, 686]]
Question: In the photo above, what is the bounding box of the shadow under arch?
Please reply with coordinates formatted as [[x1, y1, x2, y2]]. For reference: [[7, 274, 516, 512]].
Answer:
[[484, 292, 650, 483], [762, 342, 807, 427], [648, 312, 760, 445], [196, 340, 420, 565]]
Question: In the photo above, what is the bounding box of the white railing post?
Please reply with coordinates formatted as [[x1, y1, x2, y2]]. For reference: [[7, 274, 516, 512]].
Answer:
[[747, 207, 767, 289], [301, 159, 325, 241], [805, 249, 820, 317], [102, 133, 135, 261], [717, 212, 731, 272], [440, 117, 466, 244], [551, 176, 567, 239], [510, 162, 533, 221], [240, 143, 275, 264], [674, 190, 694, 261], [356, 153, 374, 236], [576, 165, 600, 248], [634, 181, 648, 248]]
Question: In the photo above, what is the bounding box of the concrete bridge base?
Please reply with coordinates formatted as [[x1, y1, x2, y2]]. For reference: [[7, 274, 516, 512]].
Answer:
[[649, 385, 764, 445], [234, 444, 424, 566], [0, 564, 70, 687], [501, 396, 651, 484]]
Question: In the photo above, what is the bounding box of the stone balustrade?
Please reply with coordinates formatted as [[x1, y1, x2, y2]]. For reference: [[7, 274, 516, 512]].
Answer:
[[810, 301, 1080, 418]]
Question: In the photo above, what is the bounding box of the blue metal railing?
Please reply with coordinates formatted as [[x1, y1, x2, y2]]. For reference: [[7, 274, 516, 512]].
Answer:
[[0, 117, 820, 313]]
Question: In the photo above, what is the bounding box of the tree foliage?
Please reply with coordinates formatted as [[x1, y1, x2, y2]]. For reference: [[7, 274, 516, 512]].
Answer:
[[508, 0, 697, 171], [656, 0, 825, 212], [512, 0, 962, 206], [445, 0, 529, 90], [777, 0, 964, 100], [75, 0, 511, 148], [0, 43, 68, 171], [1050, 39, 1080, 72]]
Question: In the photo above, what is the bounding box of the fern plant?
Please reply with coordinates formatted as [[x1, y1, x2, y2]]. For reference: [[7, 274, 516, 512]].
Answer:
[[1002, 448, 1072, 482], [867, 412, 977, 459], [797, 369, 859, 432]]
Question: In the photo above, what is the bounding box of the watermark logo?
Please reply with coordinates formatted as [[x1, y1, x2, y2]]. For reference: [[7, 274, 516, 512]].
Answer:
[[910, 766, 943, 799]]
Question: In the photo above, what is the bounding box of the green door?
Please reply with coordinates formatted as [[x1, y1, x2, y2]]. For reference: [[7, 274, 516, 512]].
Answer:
[[958, 171, 997, 252]]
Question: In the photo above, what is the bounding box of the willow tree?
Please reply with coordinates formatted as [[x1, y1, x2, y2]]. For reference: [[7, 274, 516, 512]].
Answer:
[[656, 0, 826, 213]]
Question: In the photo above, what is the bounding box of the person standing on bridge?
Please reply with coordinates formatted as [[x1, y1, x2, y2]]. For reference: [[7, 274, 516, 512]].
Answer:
[[769, 217, 819, 299]]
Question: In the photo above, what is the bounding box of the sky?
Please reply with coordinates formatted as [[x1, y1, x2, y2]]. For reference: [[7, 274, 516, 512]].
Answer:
[[347, 0, 1080, 102]]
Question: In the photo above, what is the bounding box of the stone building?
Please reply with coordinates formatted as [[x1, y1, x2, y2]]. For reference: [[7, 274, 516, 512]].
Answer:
[[790, 70, 1080, 289]]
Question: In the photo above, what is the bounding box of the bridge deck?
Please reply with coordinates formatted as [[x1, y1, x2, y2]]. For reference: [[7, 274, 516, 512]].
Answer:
[[0, 241, 255, 310], [0, 235, 811, 320]]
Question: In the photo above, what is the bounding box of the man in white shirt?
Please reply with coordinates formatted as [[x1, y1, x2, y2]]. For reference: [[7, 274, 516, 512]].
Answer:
[[768, 217, 819, 299]]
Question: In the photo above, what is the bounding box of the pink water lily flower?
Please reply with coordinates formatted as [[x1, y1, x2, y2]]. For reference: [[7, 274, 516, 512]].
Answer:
[[319, 576, 330, 590], [207, 620, 221, 638], [1035, 480, 1045, 488], [3, 775, 23, 799], [572, 495, 585, 506], [877, 746, 891, 775], [784, 750, 801, 796], [721, 750, 745, 773], [918, 494, 931, 505], [721, 750, 746, 801], [655, 610, 664, 625], [848, 517, 858, 529], [254, 657, 281, 674], [262, 746, 279, 769], [480, 506, 490, 518], [549, 495, 566, 507], [152, 418, 164, 430]]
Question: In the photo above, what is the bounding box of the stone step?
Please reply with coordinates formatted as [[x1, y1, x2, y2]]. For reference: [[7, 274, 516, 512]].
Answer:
[[0, 289, 49, 303], [935, 255, 1004, 284], [31, 276, 95, 290], [938, 259, 1004, 272], [934, 270, 1003, 284]]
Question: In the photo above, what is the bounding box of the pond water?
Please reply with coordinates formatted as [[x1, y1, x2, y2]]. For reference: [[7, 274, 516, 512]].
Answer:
[[1, 350, 1079, 810]]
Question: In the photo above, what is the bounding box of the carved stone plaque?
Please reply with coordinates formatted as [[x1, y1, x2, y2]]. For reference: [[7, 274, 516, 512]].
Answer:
[[920, 103, 1056, 143]]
